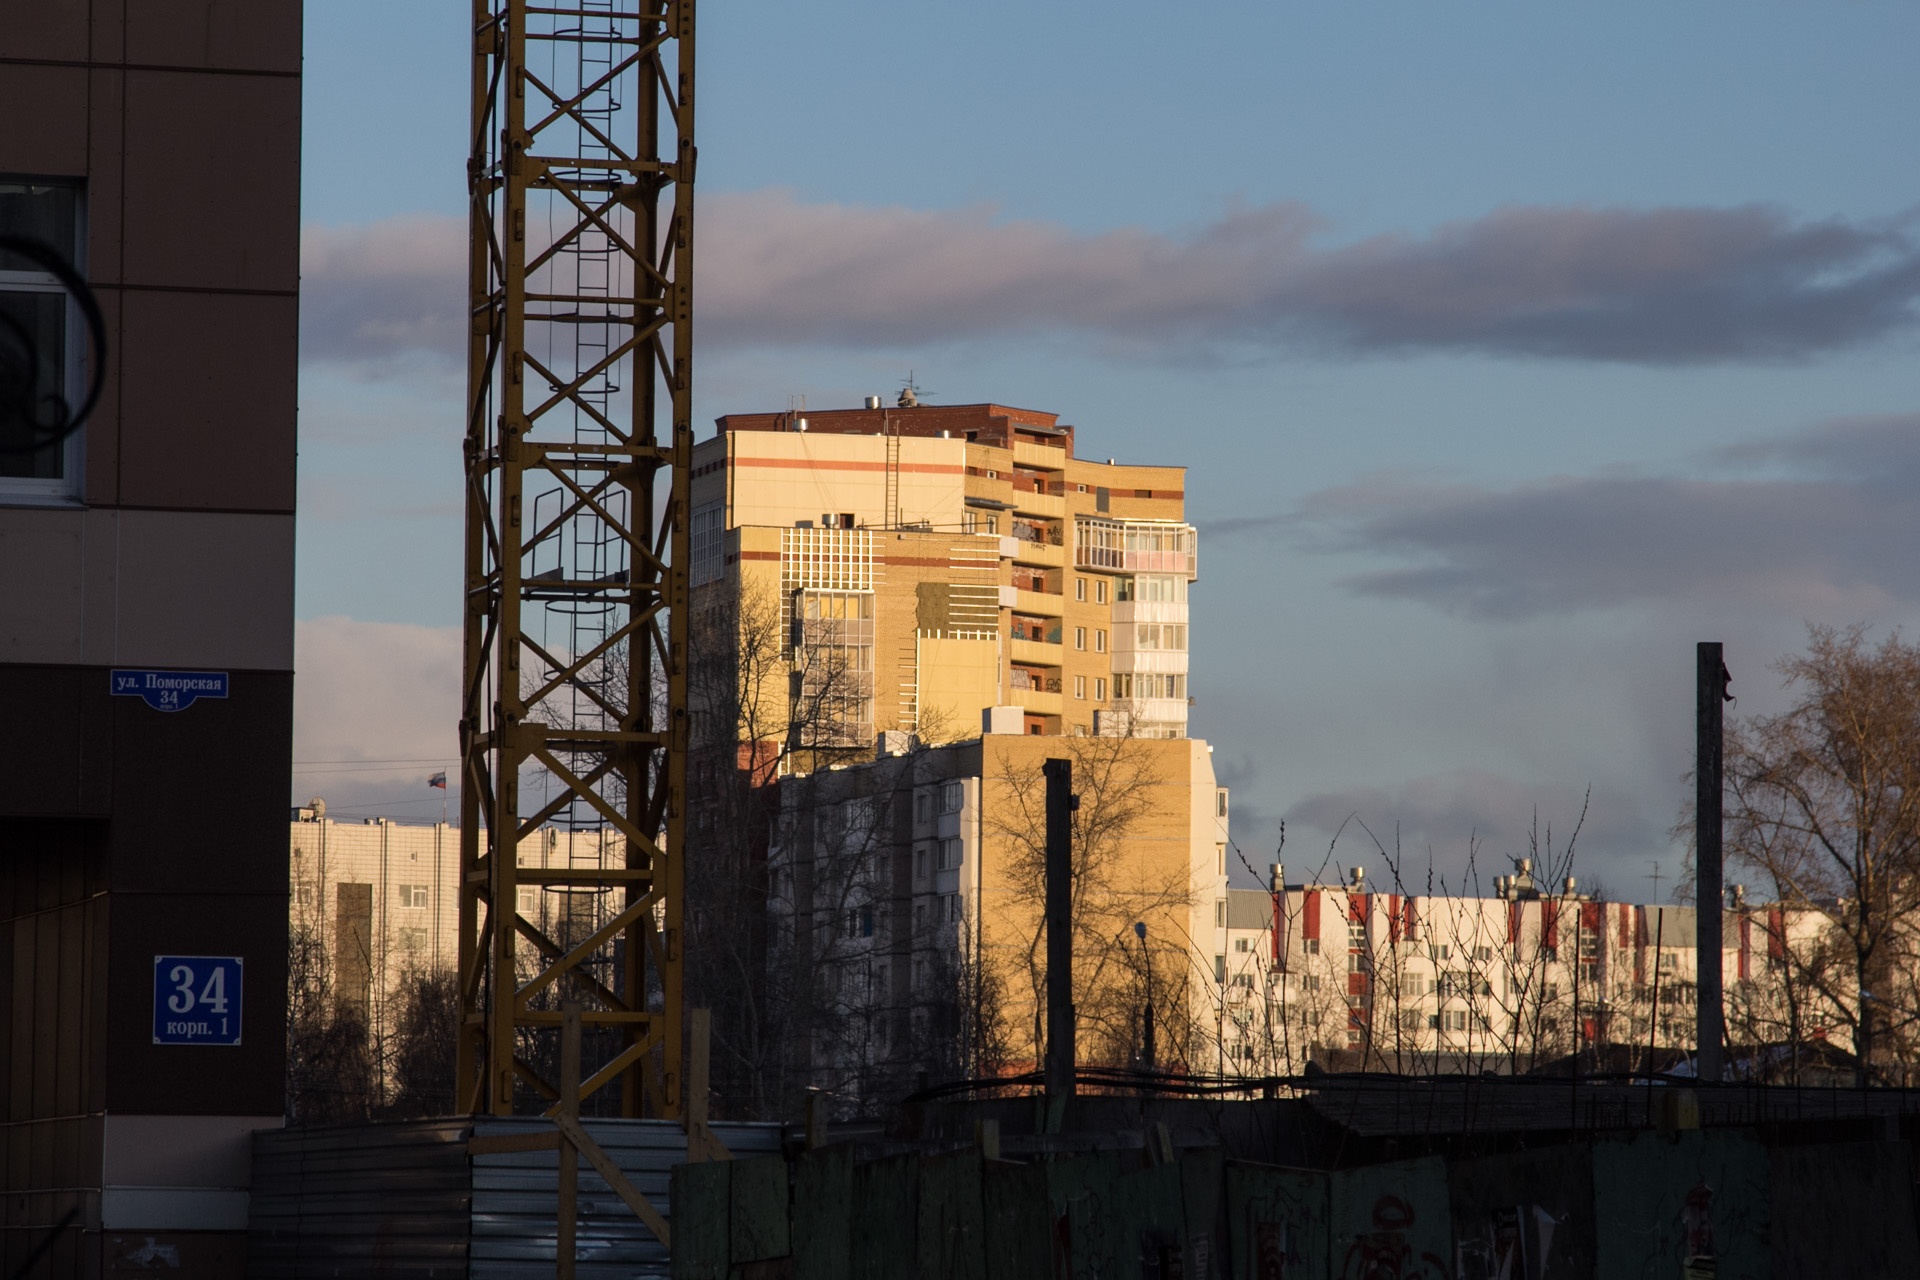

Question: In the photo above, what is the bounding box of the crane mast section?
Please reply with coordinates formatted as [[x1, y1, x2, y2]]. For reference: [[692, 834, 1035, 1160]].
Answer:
[[459, 0, 694, 1119]]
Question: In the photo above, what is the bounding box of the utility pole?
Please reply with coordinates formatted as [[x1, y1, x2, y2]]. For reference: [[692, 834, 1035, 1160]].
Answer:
[[1043, 759, 1075, 1107], [1696, 642, 1727, 1084]]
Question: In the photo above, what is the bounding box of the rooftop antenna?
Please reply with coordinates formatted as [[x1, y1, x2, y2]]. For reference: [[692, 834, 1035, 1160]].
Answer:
[[897, 370, 931, 408], [1647, 860, 1665, 902]]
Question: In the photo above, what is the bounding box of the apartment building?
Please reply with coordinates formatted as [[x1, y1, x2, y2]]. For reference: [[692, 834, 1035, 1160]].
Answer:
[[1217, 864, 1839, 1078], [0, 6, 301, 1274], [758, 728, 1230, 1107], [693, 396, 1199, 747], [288, 808, 624, 1068]]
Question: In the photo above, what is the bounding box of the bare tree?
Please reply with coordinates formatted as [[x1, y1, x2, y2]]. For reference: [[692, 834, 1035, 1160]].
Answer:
[[384, 967, 460, 1117], [982, 733, 1201, 1074], [285, 874, 377, 1124], [1717, 625, 1920, 1083], [685, 578, 958, 1118]]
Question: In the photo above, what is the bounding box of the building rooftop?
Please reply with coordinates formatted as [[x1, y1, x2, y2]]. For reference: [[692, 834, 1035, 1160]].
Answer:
[[715, 401, 1074, 455]]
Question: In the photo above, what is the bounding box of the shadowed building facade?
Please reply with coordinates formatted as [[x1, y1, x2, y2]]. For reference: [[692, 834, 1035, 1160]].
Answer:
[[0, 4, 301, 1274]]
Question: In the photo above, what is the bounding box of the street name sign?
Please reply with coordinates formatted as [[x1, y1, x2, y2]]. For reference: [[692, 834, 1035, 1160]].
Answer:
[[111, 669, 229, 712]]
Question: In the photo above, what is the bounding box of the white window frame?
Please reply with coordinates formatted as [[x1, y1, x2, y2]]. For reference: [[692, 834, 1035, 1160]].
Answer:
[[0, 179, 86, 505]]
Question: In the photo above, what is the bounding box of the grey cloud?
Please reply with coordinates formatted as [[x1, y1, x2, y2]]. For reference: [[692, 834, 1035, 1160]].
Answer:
[[1284, 770, 1658, 888], [299, 195, 1920, 371], [301, 215, 466, 369], [1242, 416, 1920, 620]]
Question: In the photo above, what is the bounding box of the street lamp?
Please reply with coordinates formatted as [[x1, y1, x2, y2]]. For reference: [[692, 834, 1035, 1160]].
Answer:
[[1135, 921, 1156, 1071]]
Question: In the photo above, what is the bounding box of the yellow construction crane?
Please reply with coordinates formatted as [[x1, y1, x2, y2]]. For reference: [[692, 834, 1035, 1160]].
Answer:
[[458, 0, 694, 1120]]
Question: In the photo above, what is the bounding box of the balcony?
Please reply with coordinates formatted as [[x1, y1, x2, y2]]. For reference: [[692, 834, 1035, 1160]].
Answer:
[[1009, 613, 1060, 644], [1010, 490, 1065, 519], [1014, 587, 1065, 618], [1010, 637, 1063, 667], [1010, 686, 1064, 716], [1012, 440, 1068, 471], [1073, 517, 1198, 579]]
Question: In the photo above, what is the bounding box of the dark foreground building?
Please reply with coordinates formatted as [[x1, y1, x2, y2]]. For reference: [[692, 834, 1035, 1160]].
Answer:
[[1, 4, 301, 1274]]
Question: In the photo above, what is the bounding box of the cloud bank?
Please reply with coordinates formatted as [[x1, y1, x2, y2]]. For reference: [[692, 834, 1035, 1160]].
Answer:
[[293, 616, 462, 818], [1284, 769, 1659, 888], [1216, 415, 1920, 621], [300, 194, 1920, 370]]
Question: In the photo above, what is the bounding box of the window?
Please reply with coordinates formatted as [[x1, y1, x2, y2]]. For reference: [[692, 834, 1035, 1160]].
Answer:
[[1304, 938, 1320, 955], [914, 903, 926, 931], [397, 927, 428, 951], [1430, 944, 1451, 961], [1, 181, 85, 499], [1348, 920, 1366, 949], [1474, 946, 1494, 962], [945, 893, 963, 923], [916, 794, 931, 824], [1233, 972, 1254, 990], [1094, 677, 1107, 701], [1076, 483, 1088, 493], [963, 511, 978, 534], [1074, 675, 1086, 699], [1215, 898, 1226, 927], [396, 884, 429, 909], [1235, 937, 1250, 953], [1215, 954, 1227, 983], [1095, 579, 1108, 605], [1301, 974, 1323, 992], [986, 516, 998, 534], [1134, 624, 1187, 650], [517, 886, 539, 915], [293, 882, 315, 906], [1075, 577, 1086, 601], [1074, 627, 1086, 650], [1116, 576, 1134, 602], [1094, 629, 1106, 653], [914, 847, 928, 880], [1348, 952, 1369, 973], [939, 780, 964, 814], [691, 502, 724, 585], [938, 837, 963, 870]]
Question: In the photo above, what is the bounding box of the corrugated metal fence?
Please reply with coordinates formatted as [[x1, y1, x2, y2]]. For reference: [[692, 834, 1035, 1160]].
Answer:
[[670, 1131, 1920, 1279], [249, 1116, 781, 1279]]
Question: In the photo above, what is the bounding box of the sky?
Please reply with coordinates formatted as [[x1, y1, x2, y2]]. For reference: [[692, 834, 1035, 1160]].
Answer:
[[292, 1, 1920, 901]]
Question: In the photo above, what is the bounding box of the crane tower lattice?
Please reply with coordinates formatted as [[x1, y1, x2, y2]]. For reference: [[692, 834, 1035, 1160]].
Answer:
[[459, 0, 694, 1119]]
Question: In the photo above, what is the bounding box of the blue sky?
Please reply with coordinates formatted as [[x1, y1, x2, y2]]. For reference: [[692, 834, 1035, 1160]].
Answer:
[[293, 2, 1920, 899]]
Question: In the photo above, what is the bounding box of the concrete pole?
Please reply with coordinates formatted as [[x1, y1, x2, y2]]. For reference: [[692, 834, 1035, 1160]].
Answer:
[[1696, 643, 1726, 1083], [1043, 759, 1075, 1103]]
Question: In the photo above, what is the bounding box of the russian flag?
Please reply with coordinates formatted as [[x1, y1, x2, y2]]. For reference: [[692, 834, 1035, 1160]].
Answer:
[[428, 771, 448, 790]]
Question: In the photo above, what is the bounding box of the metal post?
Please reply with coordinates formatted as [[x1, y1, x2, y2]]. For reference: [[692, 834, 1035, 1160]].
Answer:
[[1043, 759, 1074, 1103], [1696, 643, 1725, 1084], [557, 1004, 581, 1280]]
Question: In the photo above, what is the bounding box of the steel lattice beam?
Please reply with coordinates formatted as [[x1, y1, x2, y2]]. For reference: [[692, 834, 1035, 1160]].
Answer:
[[460, 0, 693, 1119]]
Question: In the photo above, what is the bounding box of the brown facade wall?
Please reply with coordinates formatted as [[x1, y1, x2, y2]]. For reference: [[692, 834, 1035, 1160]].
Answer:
[[1, 6, 300, 1265]]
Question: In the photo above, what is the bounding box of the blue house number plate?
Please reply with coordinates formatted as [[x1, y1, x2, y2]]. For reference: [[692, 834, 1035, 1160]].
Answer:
[[153, 956, 244, 1046]]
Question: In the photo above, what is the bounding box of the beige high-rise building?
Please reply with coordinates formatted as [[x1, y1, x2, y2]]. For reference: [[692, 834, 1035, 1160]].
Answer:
[[691, 397, 1199, 749]]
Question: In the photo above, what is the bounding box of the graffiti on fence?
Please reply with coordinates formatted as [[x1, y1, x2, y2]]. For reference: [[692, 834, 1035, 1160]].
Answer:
[[1340, 1195, 1449, 1280], [1453, 1204, 1564, 1280]]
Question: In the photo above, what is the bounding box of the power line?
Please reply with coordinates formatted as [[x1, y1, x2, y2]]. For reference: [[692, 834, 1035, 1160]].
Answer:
[[292, 756, 454, 765]]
